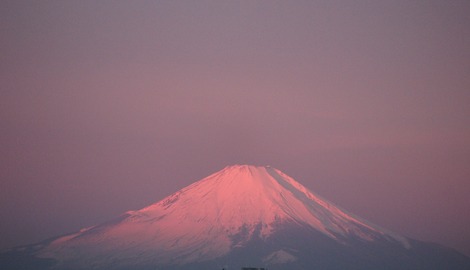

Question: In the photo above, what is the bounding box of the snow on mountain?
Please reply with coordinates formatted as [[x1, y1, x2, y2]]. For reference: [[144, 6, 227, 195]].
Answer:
[[2, 165, 469, 270], [262, 249, 297, 264], [37, 165, 409, 267]]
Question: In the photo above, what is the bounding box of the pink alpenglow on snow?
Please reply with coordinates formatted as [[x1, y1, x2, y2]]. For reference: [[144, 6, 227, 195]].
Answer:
[[2, 165, 470, 270], [35, 165, 419, 269]]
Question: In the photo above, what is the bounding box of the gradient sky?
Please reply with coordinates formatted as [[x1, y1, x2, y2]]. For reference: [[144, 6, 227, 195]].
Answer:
[[1, 0, 470, 256]]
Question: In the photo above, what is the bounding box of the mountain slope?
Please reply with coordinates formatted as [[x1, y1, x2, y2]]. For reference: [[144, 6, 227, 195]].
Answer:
[[2, 165, 469, 270]]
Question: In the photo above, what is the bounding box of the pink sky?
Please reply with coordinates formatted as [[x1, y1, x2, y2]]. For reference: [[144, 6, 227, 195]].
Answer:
[[1, 1, 470, 256]]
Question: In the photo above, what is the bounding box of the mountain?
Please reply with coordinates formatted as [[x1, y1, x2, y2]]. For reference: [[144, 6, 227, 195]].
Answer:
[[1, 165, 469, 270]]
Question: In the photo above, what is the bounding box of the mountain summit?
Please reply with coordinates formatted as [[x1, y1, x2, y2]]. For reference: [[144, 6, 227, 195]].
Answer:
[[2, 165, 469, 270]]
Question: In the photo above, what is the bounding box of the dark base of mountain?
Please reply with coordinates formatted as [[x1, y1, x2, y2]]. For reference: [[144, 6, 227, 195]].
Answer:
[[2, 222, 469, 270]]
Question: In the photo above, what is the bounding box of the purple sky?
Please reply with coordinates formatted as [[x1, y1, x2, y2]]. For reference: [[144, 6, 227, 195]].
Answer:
[[1, 1, 470, 256]]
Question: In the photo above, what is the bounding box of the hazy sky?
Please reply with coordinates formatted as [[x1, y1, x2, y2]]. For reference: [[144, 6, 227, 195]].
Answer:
[[1, 0, 470, 256]]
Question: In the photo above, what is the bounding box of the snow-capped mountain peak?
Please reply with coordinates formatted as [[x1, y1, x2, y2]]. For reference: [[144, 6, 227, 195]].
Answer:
[[37, 165, 412, 269], [3, 164, 469, 270]]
